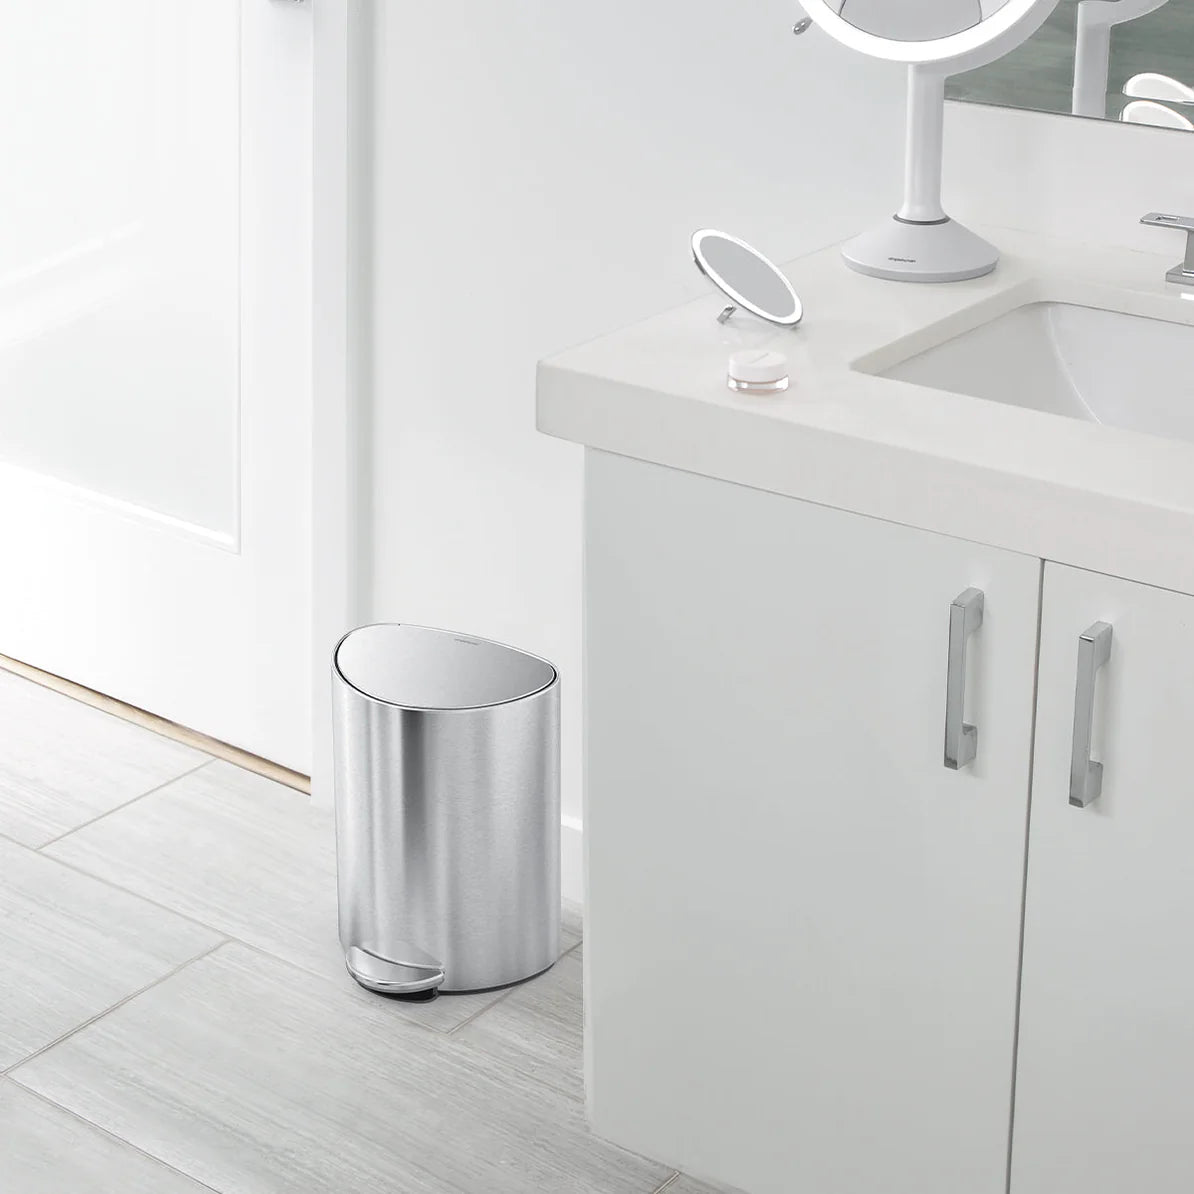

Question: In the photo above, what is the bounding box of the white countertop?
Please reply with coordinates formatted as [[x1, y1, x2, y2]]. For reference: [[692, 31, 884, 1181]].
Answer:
[[537, 229, 1194, 596]]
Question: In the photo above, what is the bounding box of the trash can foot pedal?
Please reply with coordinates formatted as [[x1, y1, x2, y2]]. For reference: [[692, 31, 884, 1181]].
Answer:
[[345, 945, 445, 996]]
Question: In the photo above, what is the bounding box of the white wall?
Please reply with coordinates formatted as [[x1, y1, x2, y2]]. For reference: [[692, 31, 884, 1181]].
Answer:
[[361, 2, 905, 899], [361, 4, 1192, 902]]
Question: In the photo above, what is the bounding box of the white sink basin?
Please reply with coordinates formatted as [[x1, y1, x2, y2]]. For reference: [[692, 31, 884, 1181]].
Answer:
[[879, 302, 1194, 442]]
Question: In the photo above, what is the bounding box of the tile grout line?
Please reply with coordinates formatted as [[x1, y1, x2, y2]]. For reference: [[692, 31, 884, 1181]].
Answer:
[[447, 938, 584, 1037], [227, 938, 507, 1039], [0, 1073, 225, 1194], [35, 759, 216, 851], [23, 842, 243, 942], [4, 938, 229, 1077], [1, 847, 509, 1048], [227, 935, 584, 1041], [447, 985, 521, 1036], [229, 938, 371, 995], [226, 938, 532, 1040], [23, 834, 587, 1042], [27, 826, 586, 1044]]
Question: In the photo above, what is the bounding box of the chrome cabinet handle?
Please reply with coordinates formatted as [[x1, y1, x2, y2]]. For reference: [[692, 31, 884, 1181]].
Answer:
[[1069, 622, 1113, 808], [944, 588, 984, 770]]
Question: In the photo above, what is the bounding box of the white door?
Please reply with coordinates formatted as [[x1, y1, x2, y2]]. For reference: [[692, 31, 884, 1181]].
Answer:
[[1013, 563, 1194, 1193], [584, 451, 1042, 1194], [0, 1, 312, 770]]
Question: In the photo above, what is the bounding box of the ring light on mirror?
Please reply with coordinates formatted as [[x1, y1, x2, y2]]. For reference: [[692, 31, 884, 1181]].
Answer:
[[1121, 99, 1194, 130], [1124, 72, 1194, 105], [798, 0, 1058, 66], [692, 230, 804, 328], [797, 0, 1060, 282]]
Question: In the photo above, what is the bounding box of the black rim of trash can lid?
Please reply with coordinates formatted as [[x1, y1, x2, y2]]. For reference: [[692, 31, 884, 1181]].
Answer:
[[333, 623, 557, 712]]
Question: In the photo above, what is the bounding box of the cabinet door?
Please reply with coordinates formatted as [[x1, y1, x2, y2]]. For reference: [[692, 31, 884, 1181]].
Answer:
[[1013, 563, 1194, 1194], [585, 451, 1042, 1194]]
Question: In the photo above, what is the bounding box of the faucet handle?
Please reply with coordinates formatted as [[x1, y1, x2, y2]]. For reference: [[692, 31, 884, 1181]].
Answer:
[[1141, 211, 1194, 232], [1140, 212, 1194, 285]]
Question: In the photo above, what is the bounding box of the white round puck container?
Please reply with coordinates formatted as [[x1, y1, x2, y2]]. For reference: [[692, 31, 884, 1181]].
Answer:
[[728, 349, 789, 395]]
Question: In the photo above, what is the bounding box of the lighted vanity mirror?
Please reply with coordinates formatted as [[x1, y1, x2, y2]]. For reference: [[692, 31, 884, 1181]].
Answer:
[[950, 0, 1194, 129], [797, 0, 1060, 281], [877, 302, 1194, 441], [691, 230, 803, 327]]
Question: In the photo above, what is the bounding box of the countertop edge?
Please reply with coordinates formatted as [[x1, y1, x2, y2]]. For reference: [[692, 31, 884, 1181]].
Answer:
[[537, 361, 1194, 599]]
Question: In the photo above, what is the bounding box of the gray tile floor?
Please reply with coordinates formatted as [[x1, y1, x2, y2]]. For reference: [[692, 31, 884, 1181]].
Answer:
[[0, 672, 728, 1194]]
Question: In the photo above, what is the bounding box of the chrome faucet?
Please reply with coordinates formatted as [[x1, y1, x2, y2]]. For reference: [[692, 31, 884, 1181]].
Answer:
[[1141, 212, 1194, 286]]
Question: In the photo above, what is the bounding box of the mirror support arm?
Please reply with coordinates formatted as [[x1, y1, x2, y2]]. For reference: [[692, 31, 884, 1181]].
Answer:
[[899, 65, 949, 224]]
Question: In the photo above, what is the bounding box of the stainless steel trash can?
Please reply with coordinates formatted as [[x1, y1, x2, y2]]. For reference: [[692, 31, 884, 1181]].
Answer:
[[332, 623, 561, 996]]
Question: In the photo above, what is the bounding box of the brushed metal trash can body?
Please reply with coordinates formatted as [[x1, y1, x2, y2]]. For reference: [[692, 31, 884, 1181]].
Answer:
[[332, 624, 560, 995]]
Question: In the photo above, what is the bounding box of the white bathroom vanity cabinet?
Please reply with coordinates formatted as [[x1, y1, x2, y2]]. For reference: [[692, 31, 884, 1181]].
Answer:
[[538, 231, 1194, 1194]]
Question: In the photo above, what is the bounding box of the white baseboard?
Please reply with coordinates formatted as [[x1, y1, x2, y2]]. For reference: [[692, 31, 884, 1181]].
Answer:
[[562, 814, 584, 907]]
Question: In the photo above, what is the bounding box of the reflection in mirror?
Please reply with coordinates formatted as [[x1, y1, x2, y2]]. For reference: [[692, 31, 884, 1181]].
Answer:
[[691, 231, 803, 328], [949, 0, 1194, 131]]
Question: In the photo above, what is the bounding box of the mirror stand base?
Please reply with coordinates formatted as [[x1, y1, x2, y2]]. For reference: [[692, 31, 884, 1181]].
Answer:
[[842, 216, 999, 284]]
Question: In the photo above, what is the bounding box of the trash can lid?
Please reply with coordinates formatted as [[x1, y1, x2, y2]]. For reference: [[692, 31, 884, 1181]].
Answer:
[[334, 624, 557, 710]]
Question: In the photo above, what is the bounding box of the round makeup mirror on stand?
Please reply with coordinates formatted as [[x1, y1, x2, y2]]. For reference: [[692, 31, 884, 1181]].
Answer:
[[797, 0, 1060, 281], [692, 230, 804, 328]]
